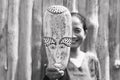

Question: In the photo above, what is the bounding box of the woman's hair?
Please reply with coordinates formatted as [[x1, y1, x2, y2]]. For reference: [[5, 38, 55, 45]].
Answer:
[[71, 12, 87, 33]]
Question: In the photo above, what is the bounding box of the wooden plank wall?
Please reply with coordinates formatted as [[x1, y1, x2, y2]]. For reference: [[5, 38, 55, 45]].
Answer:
[[32, 0, 87, 80], [32, 0, 120, 80], [109, 0, 120, 80], [0, 0, 120, 80], [97, 0, 110, 80], [0, 0, 8, 80]]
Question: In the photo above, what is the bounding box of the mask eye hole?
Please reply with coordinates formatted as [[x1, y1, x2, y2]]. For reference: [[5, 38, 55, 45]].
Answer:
[[59, 44, 65, 49], [43, 37, 56, 47], [59, 37, 72, 47], [50, 44, 56, 49]]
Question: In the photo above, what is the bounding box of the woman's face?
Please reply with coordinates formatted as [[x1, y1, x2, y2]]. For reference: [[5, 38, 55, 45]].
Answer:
[[71, 16, 86, 48]]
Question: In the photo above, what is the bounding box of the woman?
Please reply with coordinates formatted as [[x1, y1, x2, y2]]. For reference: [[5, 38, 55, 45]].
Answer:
[[66, 12, 101, 80]]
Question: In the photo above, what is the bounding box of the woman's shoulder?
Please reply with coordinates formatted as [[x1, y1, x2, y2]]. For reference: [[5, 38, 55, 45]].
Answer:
[[85, 51, 98, 61]]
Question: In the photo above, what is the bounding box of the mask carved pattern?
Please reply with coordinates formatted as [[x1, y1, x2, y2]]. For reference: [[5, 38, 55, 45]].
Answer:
[[43, 37, 72, 47]]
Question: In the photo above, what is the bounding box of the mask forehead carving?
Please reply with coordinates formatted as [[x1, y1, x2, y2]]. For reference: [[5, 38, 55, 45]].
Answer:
[[50, 15, 66, 39], [44, 5, 72, 39], [43, 5, 72, 70]]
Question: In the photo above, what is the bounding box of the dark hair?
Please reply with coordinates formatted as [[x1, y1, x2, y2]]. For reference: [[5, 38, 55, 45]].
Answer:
[[71, 12, 87, 33]]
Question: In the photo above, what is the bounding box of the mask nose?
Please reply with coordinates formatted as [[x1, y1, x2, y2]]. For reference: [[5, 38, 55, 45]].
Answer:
[[55, 49, 62, 62], [54, 63, 63, 69]]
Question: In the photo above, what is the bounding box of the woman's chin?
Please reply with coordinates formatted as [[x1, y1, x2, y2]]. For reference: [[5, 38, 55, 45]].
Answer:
[[71, 42, 82, 48]]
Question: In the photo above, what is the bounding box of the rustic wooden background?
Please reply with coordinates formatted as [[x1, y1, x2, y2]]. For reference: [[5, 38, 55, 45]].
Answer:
[[0, 0, 120, 80]]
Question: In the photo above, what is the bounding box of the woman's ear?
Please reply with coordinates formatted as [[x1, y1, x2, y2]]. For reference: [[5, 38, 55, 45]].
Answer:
[[85, 30, 88, 36], [84, 33, 87, 40]]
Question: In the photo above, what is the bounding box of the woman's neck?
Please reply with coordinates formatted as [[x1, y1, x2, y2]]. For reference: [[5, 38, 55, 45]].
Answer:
[[70, 47, 81, 58]]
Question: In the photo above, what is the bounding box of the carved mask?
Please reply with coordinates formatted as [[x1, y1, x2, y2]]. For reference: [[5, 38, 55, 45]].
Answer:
[[43, 5, 72, 79]]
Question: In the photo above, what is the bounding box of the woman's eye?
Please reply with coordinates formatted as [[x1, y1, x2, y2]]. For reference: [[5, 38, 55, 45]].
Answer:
[[74, 28, 81, 33]]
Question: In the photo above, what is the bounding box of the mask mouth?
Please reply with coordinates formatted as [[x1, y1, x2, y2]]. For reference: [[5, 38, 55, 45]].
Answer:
[[46, 68, 64, 79]]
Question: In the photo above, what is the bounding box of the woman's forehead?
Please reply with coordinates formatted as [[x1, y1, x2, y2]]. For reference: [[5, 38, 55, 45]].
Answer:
[[72, 16, 83, 27], [72, 16, 82, 24]]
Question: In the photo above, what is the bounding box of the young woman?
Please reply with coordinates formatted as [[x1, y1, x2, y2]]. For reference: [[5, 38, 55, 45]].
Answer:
[[66, 12, 101, 80]]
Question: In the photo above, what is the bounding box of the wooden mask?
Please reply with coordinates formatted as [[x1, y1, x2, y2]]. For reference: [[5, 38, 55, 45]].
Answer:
[[43, 5, 72, 71]]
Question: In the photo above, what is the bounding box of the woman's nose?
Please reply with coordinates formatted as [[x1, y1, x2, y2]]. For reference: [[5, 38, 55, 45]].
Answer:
[[72, 32, 77, 38]]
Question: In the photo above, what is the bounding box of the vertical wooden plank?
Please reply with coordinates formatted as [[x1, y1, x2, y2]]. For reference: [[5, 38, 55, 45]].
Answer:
[[50, 0, 56, 5], [43, 0, 51, 14], [54, 0, 63, 5], [63, 0, 68, 7], [78, 0, 86, 16], [32, 0, 42, 80], [71, 0, 78, 12], [40, 0, 51, 79], [7, 0, 20, 80], [85, 0, 99, 53], [17, 0, 33, 80], [96, 0, 110, 80], [119, 0, 120, 62], [114, 0, 120, 71], [66, 0, 72, 12], [116, 0, 120, 62], [0, 0, 7, 34], [109, 0, 120, 80], [50, 0, 63, 5], [0, 24, 7, 80], [0, 0, 8, 80]]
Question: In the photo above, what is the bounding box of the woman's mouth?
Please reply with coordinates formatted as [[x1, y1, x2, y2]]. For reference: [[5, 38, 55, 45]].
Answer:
[[72, 37, 79, 43]]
